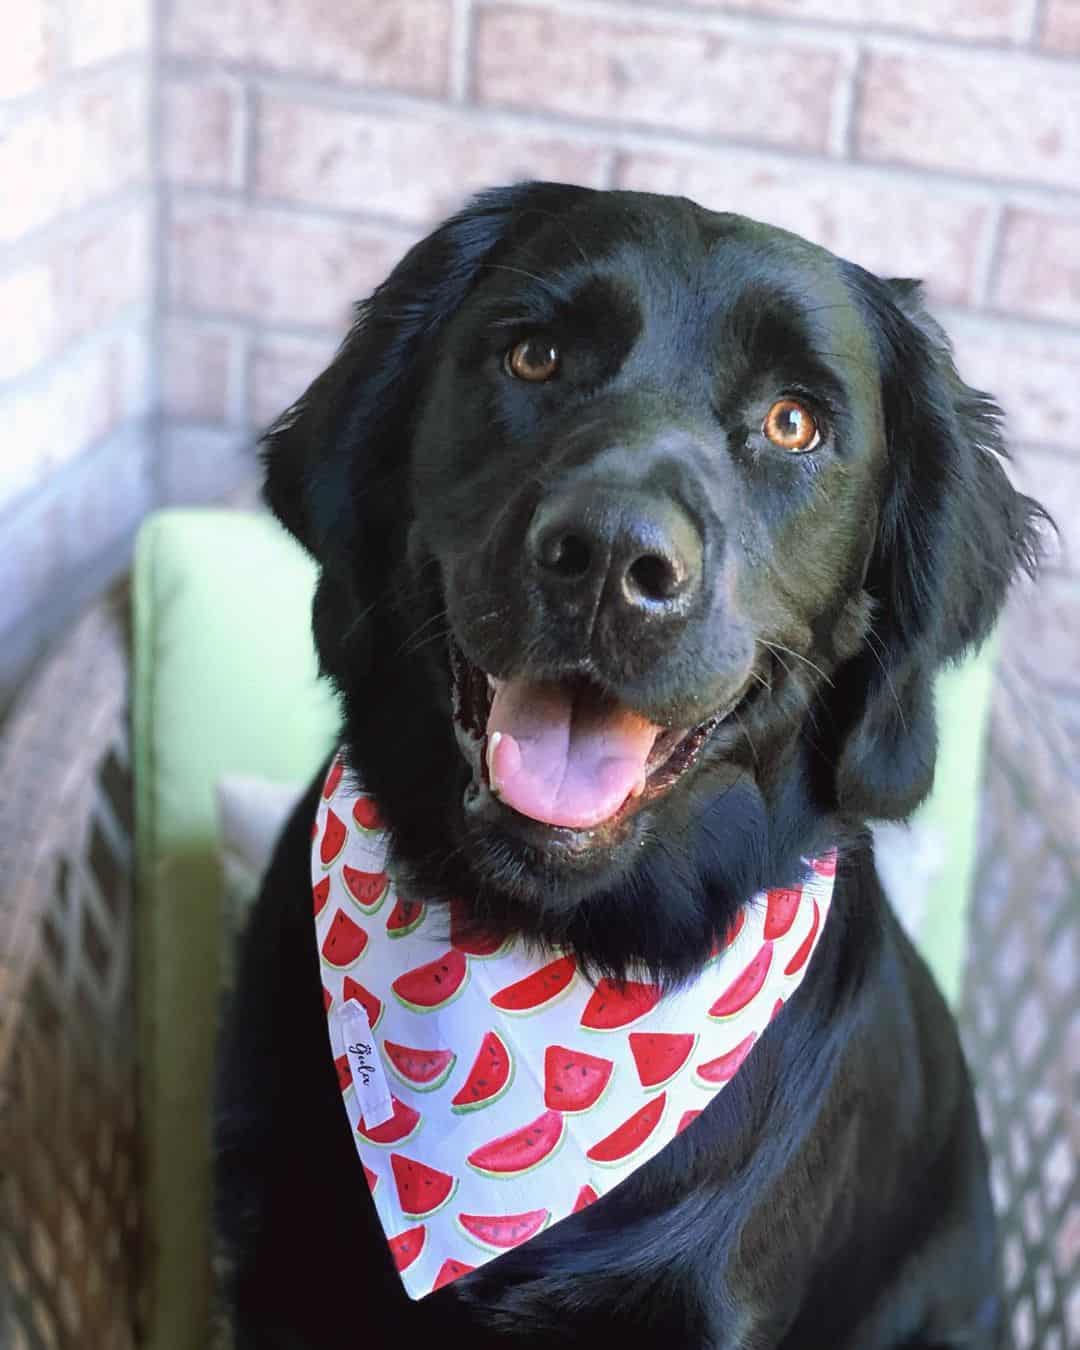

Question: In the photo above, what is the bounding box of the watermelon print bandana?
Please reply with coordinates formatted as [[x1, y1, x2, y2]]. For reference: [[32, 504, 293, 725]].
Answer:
[[312, 752, 837, 1300]]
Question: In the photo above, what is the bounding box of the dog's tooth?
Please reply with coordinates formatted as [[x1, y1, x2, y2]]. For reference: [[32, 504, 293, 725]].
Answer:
[[487, 732, 502, 791]]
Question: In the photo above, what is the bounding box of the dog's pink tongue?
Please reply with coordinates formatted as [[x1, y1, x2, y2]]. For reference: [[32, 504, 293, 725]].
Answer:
[[486, 678, 660, 829]]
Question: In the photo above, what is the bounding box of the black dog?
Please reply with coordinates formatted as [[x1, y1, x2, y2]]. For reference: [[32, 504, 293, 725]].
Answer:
[[215, 183, 1045, 1349]]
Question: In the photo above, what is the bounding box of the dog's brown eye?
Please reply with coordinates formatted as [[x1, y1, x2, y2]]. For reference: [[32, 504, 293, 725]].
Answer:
[[763, 399, 820, 452], [506, 338, 559, 382]]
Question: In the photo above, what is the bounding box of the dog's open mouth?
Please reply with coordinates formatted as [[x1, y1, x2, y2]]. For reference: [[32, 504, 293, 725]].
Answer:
[[450, 642, 732, 833]]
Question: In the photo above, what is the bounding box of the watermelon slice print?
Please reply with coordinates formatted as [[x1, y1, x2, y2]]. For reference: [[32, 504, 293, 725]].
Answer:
[[707, 941, 773, 1019], [432, 1258, 475, 1291], [810, 852, 836, 877], [580, 978, 661, 1031], [457, 1208, 550, 1254], [313, 876, 330, 917], [449, 898, 510, 958], [388, 1224, 426, 1272], [334, 1053, 352, 1094], [363, 1162, 378, 1193], [629, 1032, 698, 1090], [383, 1042, 456, 1093], [319, 809, 348, 867], [357, 1096, 421, 1148], [386, 896, 426, 939], [586, 1093, 666, 1166], [352, 795, 384, 831], [342, 866, 389, 915], [543, 1045, 614, 1113], [451, 1031, 514, 1114], [467, 1109, 565, 1179], [322, 757, 344, 800], [763, 887, 801, 940], [390, 1153, 458, 1219], [342, 977, 383, 1033], [676, 1109, 702, 1134], [572, 1183, 599, 1213], [392, 949, 468, 1013], [693, 1032, 757, 1088], [784, 900, 821, 976], [490, 955, 576, 1014], [320, 910, 368, 969]]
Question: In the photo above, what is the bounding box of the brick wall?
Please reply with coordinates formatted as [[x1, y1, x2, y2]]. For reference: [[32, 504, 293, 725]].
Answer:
[[0, 0, 154, 706], [3, 0, 1079, 735]]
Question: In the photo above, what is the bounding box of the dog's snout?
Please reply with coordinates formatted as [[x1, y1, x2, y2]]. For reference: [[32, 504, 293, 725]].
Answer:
[[527, 489, 703, 619]]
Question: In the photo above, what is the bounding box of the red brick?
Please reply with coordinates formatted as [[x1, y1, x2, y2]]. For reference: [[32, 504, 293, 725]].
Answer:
[[1008, 446, 1080, 575], [664, 0, 1029, 41], [474, 5, 845, 152], [616, 150, 990, 305], [159, 425, 257, 505], [68, 0, 150, 67], [61, 204, 151, 337], [992, 209, 1080, 325], [999, 574, 1080, 692], [163, 75, 244, 189], [0, 72, 150, 244], [167, 201, 415, 328], [1, 1, 62, 98], [1042, 0, 1080, 52], [58, 428, 155, 570], [168, 0, 451, 96], [856, 49, 1080, 190], [0, 333, 146, 510], [949, 318, 1080, 448], [0, 205, 150, 381], [0, 488, 66, 637], [250, 333, 338, 430], [0, 263, 55, 382], [255, 96, 609, 223], [162, 321, 241, 422]]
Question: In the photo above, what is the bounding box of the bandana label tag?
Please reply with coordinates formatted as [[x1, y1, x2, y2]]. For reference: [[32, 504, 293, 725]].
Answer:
[[337, 1000, 394, 1128]]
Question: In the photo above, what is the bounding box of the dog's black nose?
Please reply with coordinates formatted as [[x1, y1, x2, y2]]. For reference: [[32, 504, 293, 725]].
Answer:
[[527, 489, 703, 618]]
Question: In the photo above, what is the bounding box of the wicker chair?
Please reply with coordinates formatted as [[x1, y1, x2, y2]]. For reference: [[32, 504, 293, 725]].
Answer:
[[0, 587, 141, 1349], [0, 580, 1075, 1349]]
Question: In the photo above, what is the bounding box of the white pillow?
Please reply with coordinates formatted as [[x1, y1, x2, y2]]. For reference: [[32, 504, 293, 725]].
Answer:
[[216, 774, 305, 979]]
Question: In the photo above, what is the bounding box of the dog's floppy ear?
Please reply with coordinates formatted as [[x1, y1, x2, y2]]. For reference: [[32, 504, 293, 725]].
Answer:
[[831, 271, 1048, 820], [261, 181, 594, 567]]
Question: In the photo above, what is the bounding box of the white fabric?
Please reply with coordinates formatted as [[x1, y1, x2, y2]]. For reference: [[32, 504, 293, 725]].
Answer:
[[311, 753, 837, 1299]]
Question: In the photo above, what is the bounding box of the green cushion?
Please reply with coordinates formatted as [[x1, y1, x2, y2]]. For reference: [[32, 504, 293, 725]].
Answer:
[[915, 643, 996, 1005], [132, 510, 339, 1350], [132, 507, 995, 1347]]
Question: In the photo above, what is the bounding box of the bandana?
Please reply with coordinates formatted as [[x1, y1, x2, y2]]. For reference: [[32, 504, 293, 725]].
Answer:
[[312, 752, 836, 1299]]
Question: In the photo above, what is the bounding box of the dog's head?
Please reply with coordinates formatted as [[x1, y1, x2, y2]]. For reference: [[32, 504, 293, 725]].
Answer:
[[264, 184, 1045, 982]]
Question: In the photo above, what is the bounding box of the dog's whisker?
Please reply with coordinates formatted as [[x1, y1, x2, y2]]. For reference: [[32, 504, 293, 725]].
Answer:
[[863, 626, 907, 731], [760, 641, 794, 682], [730, 706, 760, 769], [341, 601, 378, 642], [401, 626, 454, 657], [758, 640, 834, 688], [394, 607, 454, 657]]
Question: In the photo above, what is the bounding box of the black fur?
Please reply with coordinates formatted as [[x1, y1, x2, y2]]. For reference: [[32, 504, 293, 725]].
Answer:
[[215, 185, 1046, 1348]]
